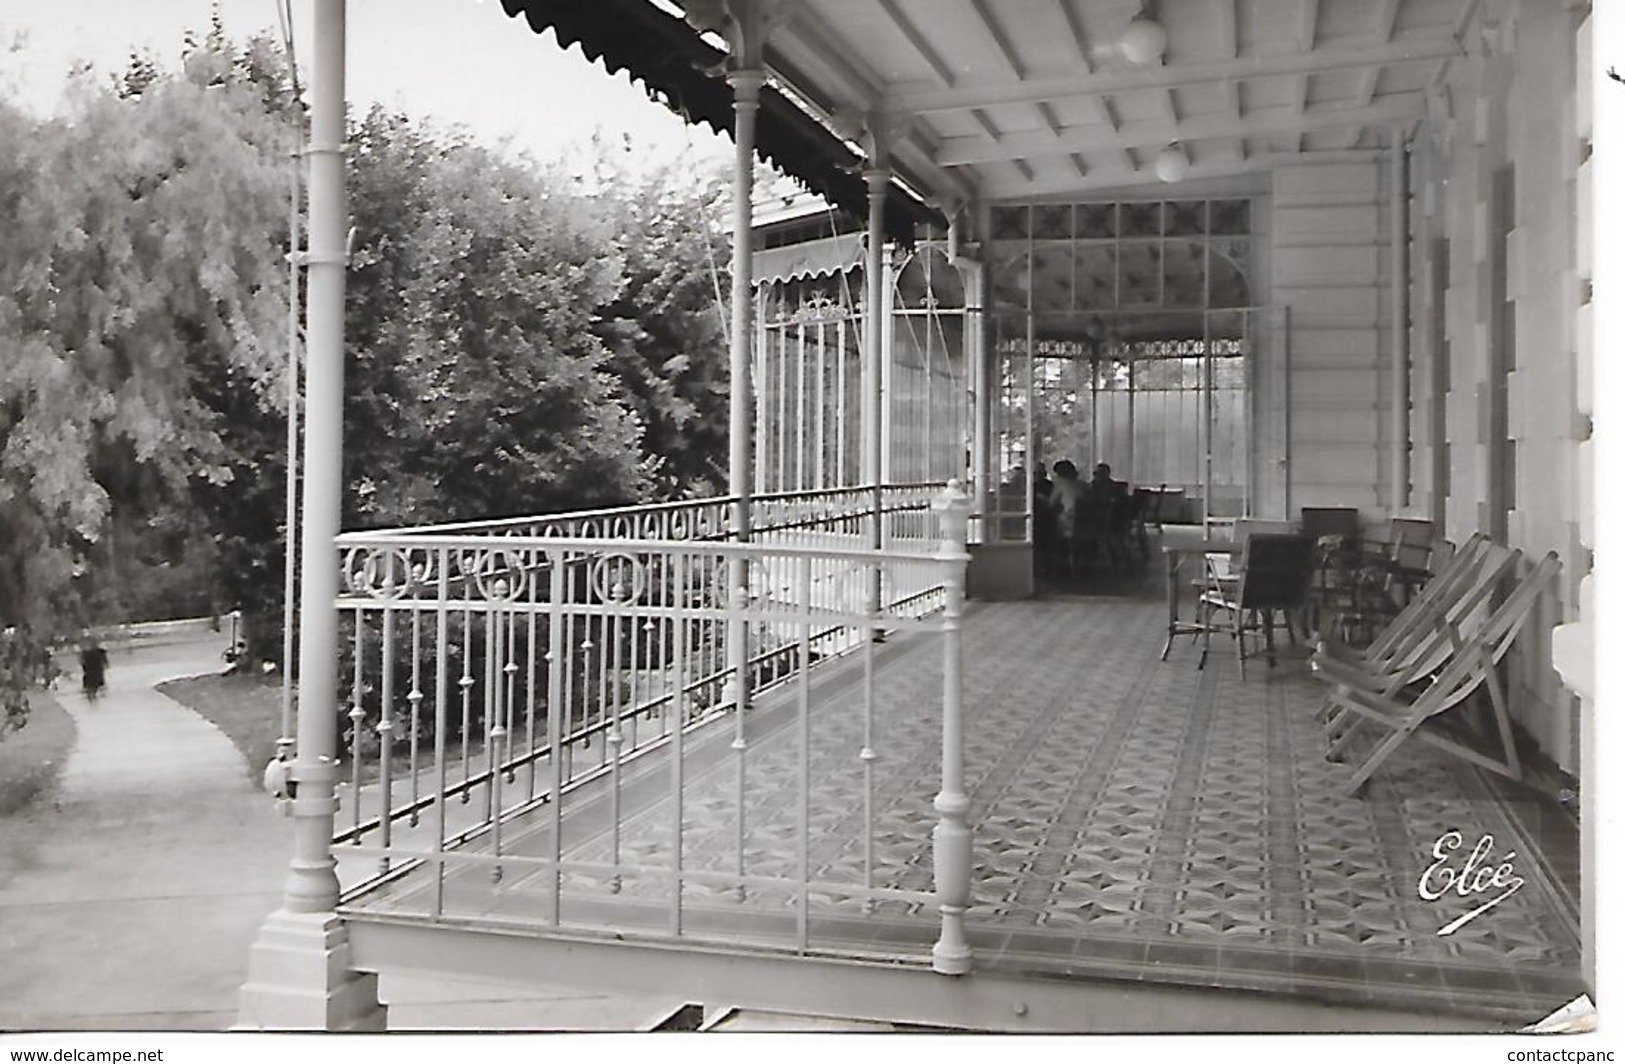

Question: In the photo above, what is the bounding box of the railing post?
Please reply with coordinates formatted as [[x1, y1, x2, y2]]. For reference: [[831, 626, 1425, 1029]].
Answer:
[[930, 480, 973, 975]]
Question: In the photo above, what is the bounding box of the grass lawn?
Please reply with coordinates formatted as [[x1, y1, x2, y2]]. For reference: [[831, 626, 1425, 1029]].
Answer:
[[159, 674, 466, 788], [0, 691, 77, 818], [158, 673, 287, 785]]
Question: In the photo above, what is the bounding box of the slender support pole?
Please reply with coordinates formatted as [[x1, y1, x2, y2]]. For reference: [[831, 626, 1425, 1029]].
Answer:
[[1126, 357, 1137, 486], [755, 289, 770, 495], [1282, 305, 1294, 518], [930, 481, 973, 975], [1089, 355, 1099, 467], [1024, 310, 1036, 541], [279, 128, 302, 761], [726, 66, 763, 714], [865, 166, 889, 622], [1202, 316, 1214, 526], [1242, 310, 1255, 516], [967, 259, 992, 524], [238, 0, 385, 1030], [724, 58, 765, 901], [1389, 122, 1412, 513]]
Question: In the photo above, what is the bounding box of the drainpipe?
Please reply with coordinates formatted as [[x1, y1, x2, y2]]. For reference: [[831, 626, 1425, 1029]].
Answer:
[[1390, 123, 1411, 513], [279, 118, 302, 762], [238, 0, 386, 1029]]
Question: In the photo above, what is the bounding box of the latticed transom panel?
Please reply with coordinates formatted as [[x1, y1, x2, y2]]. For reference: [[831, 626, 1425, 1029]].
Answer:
[[986, 200, 1255, 313]]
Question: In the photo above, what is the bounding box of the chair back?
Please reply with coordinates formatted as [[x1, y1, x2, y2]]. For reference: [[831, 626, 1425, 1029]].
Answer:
[[1376, 539, 1521, 684], [1233, 518, 1295, 544], [1412, 552, 1562, 720], [1362, 532, 1490, 659], [1158, 488, 1189, 523], [1237, 533, 1315, 611], [1300, 506, 1361, 542], [1385, 517, 1435, 571]]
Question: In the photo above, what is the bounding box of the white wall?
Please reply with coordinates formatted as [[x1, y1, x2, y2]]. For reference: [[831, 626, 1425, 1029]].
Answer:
[[1267, 158, 1398, 522], [1408, 0, 1590, 774]]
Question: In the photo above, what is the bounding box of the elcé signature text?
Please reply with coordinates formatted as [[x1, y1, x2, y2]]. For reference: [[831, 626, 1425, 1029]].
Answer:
[[1417, 830, 1524, 936]]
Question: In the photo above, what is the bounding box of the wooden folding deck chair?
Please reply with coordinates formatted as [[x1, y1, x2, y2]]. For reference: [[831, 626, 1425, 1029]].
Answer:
[[1313, 533, 1516, 694], [1311, 551, 1560, 796], [1311, 537, 1516, 735]]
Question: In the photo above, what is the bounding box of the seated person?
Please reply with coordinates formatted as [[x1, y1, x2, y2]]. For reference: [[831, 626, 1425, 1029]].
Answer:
[[1048, 460, 1088, 573], [1032, 462, 1055, 572], [1089, 462, 1128, 502], [1089, 462, 1135, 569]]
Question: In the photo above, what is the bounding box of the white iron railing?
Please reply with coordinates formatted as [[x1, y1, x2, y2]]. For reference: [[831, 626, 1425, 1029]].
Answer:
[[355, 496, 736, 543], [349, 484, 949, 683], [357, 482, 946, 548], [329, 484, 973, 973], [752, 481, 947, 615]]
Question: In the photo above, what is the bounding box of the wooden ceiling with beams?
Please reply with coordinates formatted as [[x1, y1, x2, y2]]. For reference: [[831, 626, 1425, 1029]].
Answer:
[[761, 0, 1471, 204]]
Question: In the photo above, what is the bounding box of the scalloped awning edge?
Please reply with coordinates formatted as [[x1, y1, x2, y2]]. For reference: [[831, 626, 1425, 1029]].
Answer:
[[497, 0, 937, 244]]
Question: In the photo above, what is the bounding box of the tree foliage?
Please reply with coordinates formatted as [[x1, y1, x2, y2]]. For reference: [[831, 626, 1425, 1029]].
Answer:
[[582, 145, 732, 498], [0, 22, 733, 684], [343, 110, 654, 526], [0, 35, 293, 644]]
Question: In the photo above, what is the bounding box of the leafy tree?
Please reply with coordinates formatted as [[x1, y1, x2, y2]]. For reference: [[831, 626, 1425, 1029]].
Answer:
[[343, 108, 652, 526], [0, 56, 293, 645], [583, 147, 732, 498]]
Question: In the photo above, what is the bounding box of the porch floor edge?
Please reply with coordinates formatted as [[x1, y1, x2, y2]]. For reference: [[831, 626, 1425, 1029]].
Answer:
[[339, 913, 1544, 1034]]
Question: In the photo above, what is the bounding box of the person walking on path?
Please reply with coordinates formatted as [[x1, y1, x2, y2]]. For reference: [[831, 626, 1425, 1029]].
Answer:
[[79, 640, 109, 702]]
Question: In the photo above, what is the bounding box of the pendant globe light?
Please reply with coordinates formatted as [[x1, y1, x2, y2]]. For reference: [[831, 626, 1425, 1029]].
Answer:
[[1154, 143, 1189, 183], [1119, 15, 1167, 66]]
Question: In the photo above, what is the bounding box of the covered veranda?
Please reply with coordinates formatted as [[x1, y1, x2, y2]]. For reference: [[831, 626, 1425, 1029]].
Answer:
[[236, 0, 1598, 1033], [326, 575, 1582, 1029]]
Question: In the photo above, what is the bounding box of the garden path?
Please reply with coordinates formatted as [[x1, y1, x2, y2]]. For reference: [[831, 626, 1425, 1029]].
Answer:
[[0, 635, 680, 1032]]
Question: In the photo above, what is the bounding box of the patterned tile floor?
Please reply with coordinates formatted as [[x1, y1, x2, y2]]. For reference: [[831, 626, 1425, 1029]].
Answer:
[[347, 570, 1586, 1028]]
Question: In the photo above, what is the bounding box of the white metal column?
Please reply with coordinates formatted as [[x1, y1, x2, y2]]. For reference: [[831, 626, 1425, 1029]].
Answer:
[[725, 65, 761, 710], [865, 164, 888, 617], [238, 0, 386, 1029], [966, 260, 992, 513]]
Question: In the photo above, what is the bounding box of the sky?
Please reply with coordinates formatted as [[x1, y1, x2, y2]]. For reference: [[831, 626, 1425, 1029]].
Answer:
[[1, 0, 731, 170]]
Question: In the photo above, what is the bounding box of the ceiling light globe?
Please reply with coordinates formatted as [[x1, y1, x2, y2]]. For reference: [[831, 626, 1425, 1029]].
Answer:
[[1154, 144, 1189, 183], [1119, 18, 1168, 66]]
